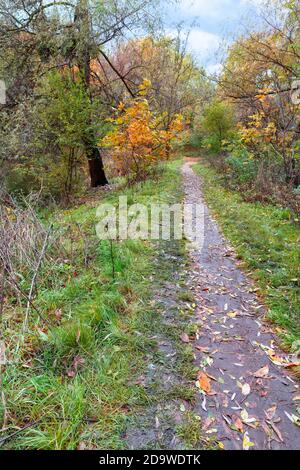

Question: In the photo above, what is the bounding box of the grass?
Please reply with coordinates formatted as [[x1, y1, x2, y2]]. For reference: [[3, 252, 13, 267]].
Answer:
[[1, 159, 194, 450], [193, 161, 300, 349]]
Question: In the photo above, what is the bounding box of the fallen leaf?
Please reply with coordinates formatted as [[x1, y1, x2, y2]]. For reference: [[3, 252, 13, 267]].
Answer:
[[242, 383, 251, 396], [197, 372, 212, 394], [243, 432, 255, 450], [196, 345, 210, 353], [233, 414, 244, 433], [227, 311, 237, 318], [284, 411, 300, 427], [293, 395, 300, 402], [285, 362, 300, 368], [180, 333, 190, 344], [253, 365, 269, 378], [267, 350, 285, 366]]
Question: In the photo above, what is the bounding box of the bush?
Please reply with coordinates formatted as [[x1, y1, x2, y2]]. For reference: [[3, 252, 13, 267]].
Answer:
[[201, 101, 235, 154], [224, 138, 257, 185]]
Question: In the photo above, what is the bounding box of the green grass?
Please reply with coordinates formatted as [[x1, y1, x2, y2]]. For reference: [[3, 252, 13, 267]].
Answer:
[[1, 160, 188, 450], [194, 162, 300, 349]]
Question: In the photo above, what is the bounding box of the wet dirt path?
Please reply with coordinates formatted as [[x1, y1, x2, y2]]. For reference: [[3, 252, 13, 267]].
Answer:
[[183, 161, 300, 450]]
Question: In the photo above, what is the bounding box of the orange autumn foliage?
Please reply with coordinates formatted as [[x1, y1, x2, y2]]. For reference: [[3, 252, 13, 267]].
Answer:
[[102, 80, 184, 182]]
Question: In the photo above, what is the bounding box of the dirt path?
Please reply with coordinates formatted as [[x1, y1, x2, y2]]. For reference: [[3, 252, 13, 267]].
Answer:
[[183, 161, 300, 450]]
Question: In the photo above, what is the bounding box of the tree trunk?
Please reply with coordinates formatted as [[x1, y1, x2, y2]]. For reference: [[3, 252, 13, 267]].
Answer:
[[75, 0, 109, 187], [87, 146, 109, 187]]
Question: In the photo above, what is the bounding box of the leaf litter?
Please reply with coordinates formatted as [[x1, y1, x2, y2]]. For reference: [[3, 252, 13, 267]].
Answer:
[[182, 162, 300, 450]]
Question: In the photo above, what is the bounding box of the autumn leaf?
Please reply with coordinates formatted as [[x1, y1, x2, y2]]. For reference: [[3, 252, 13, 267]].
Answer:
[[284, 411, 300, 427], [196, 371, 212, 394], [180, 333, 190, 343], [227, 311, 237, 318], [233, 414, 244, 433], [243, 432, 255, 450], [253, 365, 269, 378], [241, 383, 251, 396]]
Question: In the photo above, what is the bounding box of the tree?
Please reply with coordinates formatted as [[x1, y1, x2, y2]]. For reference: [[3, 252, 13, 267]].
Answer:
[[217, 0, 300, 184], [0, 0, 163, 187], [102, 80, 183, 182], [201, 101, 235, 153], [100, 35, 212, 133]]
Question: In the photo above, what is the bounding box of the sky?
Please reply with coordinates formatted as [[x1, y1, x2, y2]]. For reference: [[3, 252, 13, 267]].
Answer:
[[163, 0, 264, 74]]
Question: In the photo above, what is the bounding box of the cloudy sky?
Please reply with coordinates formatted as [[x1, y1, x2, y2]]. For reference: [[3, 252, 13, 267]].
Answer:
[[163, 0, 263, 73]]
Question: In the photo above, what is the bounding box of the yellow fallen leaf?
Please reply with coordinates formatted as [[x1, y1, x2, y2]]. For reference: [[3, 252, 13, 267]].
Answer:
[[227, 311, 237, 318], [243, 432, 255, 450]]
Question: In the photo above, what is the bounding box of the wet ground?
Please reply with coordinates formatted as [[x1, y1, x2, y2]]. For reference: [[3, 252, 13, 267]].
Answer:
[[125, 243, 196, 450], [183, 161, 300, 450], [125, 161, 300, 451]]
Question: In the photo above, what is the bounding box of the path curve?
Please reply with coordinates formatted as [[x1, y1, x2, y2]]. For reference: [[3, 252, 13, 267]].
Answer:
[[183, 161, 300, 450]]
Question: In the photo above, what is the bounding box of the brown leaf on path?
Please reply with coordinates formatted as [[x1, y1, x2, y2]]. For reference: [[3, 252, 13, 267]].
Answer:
[[196, 345, 210, 353], [232, 414, 244, 433], [253, 365, 269, 378], [197, 371, 212, 394], [293, 395, 300, 401]]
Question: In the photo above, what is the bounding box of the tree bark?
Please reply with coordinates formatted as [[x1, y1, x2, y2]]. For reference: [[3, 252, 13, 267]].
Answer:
[[75, 0, 109, 187], [87, 146, 109, 187]]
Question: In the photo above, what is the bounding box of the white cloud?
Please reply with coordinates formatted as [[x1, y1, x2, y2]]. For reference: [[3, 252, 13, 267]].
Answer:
[[187, 29, 221, 62], [177, 0, 239, 20], [174, 0, 262, 21]]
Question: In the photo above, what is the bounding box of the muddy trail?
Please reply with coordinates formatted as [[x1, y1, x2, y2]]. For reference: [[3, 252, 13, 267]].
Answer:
[[125, 161, 300, 451]]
